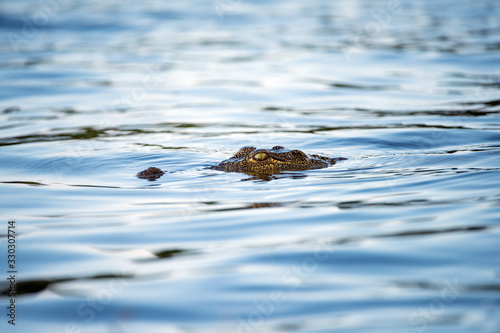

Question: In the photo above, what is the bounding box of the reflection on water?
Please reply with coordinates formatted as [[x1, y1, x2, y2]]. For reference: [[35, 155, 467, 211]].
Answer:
[[1, 0, 500, 332]]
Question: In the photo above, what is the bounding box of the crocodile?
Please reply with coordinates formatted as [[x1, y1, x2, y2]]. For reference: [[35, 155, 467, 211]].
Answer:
[[136, 146, 346, 180]]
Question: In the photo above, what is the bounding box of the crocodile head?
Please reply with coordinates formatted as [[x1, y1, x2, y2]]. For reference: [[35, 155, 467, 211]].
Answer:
[[208, 146, 344, 174]]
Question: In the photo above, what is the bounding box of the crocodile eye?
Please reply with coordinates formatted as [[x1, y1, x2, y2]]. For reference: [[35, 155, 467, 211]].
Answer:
[[253, 152, 268, 161]]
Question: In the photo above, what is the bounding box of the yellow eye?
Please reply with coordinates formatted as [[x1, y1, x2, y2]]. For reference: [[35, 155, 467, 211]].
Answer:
[[253, 152, 268, 161]]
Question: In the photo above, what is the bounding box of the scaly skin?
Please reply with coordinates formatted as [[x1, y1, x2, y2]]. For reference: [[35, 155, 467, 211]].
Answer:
[[136, 167, 164, 180], [137, 146, 345, 180], [208, 146, 345, 173]]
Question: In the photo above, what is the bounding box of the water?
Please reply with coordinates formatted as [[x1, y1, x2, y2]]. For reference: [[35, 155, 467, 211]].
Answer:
[[1, 0, 499, 332]]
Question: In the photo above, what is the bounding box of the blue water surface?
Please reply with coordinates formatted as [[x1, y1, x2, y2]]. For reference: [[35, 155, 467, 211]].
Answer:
[[0, 0, 499, 332]]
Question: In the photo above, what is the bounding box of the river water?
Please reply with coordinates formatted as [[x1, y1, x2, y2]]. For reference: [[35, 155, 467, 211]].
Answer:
[[1, 0, 499, 332]]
